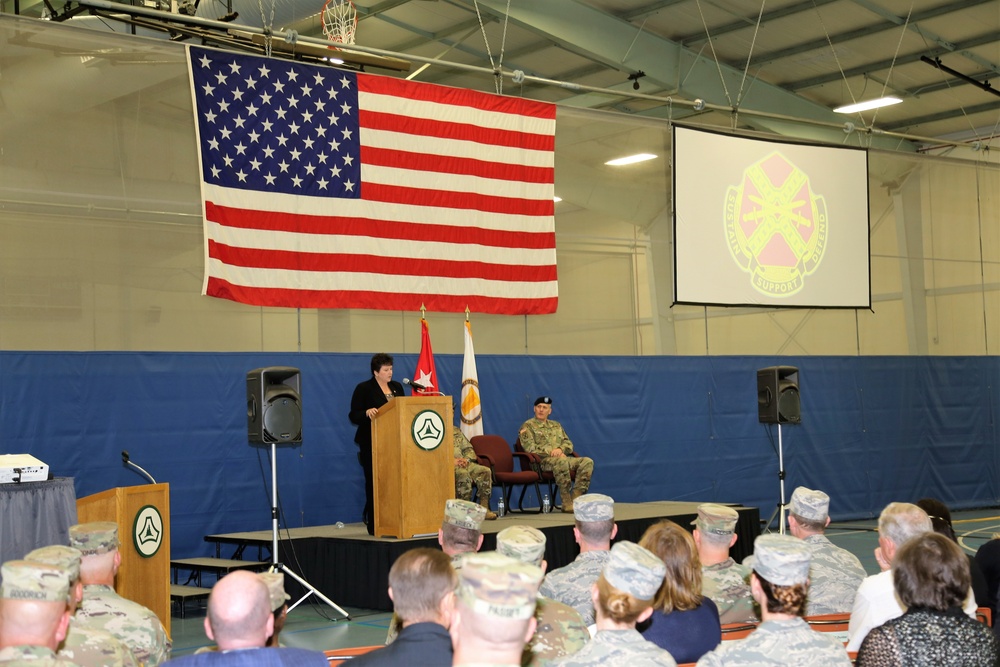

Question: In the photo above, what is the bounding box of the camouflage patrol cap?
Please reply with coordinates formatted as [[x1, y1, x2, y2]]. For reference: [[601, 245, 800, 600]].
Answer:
[[69, 522, 119, 556], [25, 545, 83, 582], [457, 552, 543, 620], [444, 499, 486, 531], [258, 572, 290, 612], [496, 526, 547, 566], [573, 493, 614, 522], [692, 504, 739, 536], [751, 534, 811, 586], [790, 487, 830, 522], [1, 560, 71, 603], [534, 396, 552, 406], [603, 541, 666, 601]]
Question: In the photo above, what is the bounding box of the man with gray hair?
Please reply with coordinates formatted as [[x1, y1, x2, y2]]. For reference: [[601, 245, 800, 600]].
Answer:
[[450, 552, 544, 666], [0, 560, 79, 666], [539, 494, 616, 625], [692, 504, 756, 624], [785, 486, 867, 615], [353, 548, 455, 666], [496, 526, 590, 666], [846, 501, 977, 651]]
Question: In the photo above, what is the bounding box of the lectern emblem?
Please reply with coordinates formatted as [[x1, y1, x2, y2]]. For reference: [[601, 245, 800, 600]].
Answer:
[[132, 505, 164, 558], [724, 151, 828, 297], [411, 410, 445, 451]]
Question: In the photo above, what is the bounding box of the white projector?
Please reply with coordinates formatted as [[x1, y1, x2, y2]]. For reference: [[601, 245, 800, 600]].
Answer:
[[0, 454, 49, 484]]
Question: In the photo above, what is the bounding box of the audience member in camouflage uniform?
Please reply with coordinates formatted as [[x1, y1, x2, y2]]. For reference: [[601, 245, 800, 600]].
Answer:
[[691, 504, 757, 624], [260, 572, 291, 648], [69, 522, 171, 666], [451, 552, 544, 667], [25, 545, 138, 667], [551, 541, 676, 667], [453, 426, 497, 520], [696, 534, 852, 667], [518, 397, 594, 512], [0, 559, 81, 667], [539, 494, 616, 626], [785, 487, 867, 615], [495, 526, 590, 666], [387, 499, 486, 644]]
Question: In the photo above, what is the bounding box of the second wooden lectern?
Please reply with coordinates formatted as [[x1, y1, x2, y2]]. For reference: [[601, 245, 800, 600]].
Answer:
[[372, 396, 453, 538], [77, 483, 171, 636]]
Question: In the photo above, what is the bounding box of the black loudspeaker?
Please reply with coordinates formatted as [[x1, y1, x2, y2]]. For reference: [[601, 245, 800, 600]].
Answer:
[[757, 366, 800, 424], [247, 367, 302, 443]]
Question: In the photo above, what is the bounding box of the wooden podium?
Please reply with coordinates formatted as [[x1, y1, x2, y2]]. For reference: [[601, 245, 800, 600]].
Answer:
[[372, 396, 453, 538], [77, 483, 171, 636]]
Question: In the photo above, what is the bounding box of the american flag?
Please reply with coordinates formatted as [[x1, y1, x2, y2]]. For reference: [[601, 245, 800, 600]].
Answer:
[[186, 45, 558, 314]]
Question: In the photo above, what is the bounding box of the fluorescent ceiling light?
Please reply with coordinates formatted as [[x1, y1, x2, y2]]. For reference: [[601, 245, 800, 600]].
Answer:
[[553, 196, 562, 202], [605, 153, 657, 166], [834, 97, 902, 114]]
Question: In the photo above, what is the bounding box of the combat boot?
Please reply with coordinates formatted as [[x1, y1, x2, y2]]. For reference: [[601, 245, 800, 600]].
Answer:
[[560, 483, 574, 513], [480, 495, 497, 520]]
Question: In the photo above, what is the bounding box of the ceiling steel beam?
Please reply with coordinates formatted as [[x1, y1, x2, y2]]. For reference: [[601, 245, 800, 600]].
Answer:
[[676, 0, 839, 47], [881, 99, 1000, 130]]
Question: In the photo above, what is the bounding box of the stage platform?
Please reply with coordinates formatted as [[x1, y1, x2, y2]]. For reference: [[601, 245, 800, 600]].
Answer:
[[204, 500, 760, 612]]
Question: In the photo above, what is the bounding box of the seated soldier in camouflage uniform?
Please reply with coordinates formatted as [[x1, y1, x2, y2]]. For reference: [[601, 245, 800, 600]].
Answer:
[[539, 494, 616, 626], [453, 426, 497, 520], [0, 560, 81, 667], [69, 522, 171, 666], [25, 545, 137, 667], [451, 553, 544, 667], [695, 535, 852, 667], [495, 526, 590, 667], [551, 541, 676, 667], [691, 504, 757, 625], [783, 487, 867, 615], [518, 396, 594, 513]]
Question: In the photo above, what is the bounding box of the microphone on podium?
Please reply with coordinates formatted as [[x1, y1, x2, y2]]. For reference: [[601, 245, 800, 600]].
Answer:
[[402, 378, 428, 391], [121, 450, 158, 485]]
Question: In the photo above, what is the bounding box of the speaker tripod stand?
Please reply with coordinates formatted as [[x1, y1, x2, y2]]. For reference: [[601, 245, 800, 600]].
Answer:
[[763, 423, 788, 535], [265, 440, 351, 619]]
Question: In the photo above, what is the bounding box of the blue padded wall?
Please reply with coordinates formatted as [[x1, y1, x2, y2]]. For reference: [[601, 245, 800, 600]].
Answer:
[[1, 352, 997, 557]]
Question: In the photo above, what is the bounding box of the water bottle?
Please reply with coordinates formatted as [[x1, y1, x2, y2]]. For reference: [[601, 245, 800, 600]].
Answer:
[[542, 493, 551, 513], [497, 495, 506, 517]]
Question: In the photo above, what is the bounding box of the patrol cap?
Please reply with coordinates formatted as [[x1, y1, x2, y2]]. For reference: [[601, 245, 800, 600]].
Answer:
[[1, 560, 71, 603], [69, 522, 119, 556], [534, 396, 552, 406], [457, 552, 543, 620], [692, 504, 739, 536], [574, 493, 614, 522], [444, 499, 486, 531], [496, 526, 546, 566], [258, 572, 290, 612], [751, 533, 811, 586], [24, 545, 83, 582], [602, 541, 666, 601], [790, 487, 830, 522]]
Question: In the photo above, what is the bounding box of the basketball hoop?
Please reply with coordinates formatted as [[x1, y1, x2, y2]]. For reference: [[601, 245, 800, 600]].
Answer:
[[321, 0, 357, 46]]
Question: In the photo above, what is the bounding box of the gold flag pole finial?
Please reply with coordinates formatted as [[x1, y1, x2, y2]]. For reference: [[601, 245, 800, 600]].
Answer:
[[420, 303, 426, 319], [465, 306, 470, 321]]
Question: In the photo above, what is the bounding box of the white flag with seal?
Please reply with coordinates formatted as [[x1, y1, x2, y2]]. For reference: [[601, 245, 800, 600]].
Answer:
[[460, 319, 484, 439]]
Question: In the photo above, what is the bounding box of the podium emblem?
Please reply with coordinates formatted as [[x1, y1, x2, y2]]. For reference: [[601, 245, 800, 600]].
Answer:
[[411, 410, 445, 451], [132, 504, 164, 558]]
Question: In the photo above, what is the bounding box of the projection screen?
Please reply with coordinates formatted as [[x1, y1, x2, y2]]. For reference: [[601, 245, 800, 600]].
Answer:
[[673, 125, 871, 309]]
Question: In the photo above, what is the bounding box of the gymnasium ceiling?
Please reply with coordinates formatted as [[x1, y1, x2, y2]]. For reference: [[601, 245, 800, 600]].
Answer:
[[11, 0, 1000, 149]]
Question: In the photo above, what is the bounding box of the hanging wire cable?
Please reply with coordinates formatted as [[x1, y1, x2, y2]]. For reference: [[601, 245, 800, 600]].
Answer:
[[813, 0, 857, 108], [694, 0, 734, 107], [735, 0, 768, 110], [473, 0, 512, 94], [869, 2, 914, 130]]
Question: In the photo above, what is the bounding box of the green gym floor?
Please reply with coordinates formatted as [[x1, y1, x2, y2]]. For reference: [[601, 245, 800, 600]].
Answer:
[[167, 507, 1000, 658]]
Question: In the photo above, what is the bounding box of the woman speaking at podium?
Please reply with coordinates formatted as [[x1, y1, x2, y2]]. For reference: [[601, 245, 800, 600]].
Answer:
[[349, 353, 404, 536]]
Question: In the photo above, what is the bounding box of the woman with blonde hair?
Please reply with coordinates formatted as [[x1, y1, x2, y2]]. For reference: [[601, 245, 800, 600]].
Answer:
[[639, 520, 721, 663], [552, 541, 676, 666]]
